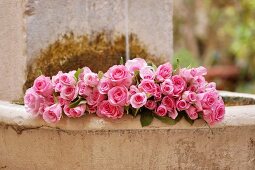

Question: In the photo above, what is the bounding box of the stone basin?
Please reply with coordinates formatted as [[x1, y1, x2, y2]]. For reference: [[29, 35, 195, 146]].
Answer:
[[0, 91, 255, 169]]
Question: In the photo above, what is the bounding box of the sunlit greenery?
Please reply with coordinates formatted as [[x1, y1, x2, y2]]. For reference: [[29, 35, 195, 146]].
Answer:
[[209, 0, 255, 78], [174, 0, 255, 93]]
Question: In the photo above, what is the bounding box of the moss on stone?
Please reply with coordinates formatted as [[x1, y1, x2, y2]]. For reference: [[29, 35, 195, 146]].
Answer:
[[24, 32, 166, 91]]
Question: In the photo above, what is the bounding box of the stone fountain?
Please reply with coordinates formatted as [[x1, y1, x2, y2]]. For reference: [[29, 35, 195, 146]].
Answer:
[[0, 0, 254, 169]]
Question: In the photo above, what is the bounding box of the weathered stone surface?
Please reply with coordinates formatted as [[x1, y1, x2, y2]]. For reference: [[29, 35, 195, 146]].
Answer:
[[0, 1, 27, 101], [128, 0, 173, 60], [25, 0, 126, 62], [0, 92, 255, 169], [0, 0, 173, 101]]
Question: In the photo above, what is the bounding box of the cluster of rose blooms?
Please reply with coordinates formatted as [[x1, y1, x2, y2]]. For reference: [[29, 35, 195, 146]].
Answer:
[[24, 58, 225, 126]]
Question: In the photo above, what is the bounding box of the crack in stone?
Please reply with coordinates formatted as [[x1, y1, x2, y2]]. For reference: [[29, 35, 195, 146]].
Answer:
[[10, 125, 44, 135]]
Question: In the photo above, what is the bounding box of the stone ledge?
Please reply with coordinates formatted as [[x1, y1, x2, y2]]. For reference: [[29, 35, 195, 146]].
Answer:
[[0, 91, 255, 132], [0, 91, 255, 169]]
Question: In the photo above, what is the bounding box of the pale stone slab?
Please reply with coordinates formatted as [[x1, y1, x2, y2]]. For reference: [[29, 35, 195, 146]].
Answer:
[[0, 92, 255, 169], [26, 0, 126, 62], [0, 0, 173, 101], [0, 1, 27, 101], [128, 0, 173, 60], [26, 0, 173, 62]]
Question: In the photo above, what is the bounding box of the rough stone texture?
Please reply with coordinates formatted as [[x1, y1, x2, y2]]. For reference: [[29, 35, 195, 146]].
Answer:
[[25, 0, 126, 62], [26, 0, 173, 62], [0, 92, 255, 169], [0, 0, 173, 101], [128, 0, 173, 60], [0, 1, 27, 101]]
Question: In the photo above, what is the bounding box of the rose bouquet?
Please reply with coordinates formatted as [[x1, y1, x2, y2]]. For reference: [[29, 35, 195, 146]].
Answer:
[[24, 58, 225, 126]]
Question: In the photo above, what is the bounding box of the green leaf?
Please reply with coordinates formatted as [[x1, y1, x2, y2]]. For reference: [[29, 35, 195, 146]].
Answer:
[[148, 62, 157, 70], [98, 71, 104, 79], [140, 110, 153, 127], [120, 57, 124, 65], [154, 114, 177, 125], [74, 68, 83, 81], [152, 63, 157, 71], [79, 100, 87, 105], [69, 97, 83, 108], [134, 108, 140, 116], [175, 113, 183, 122], [124, 106, 129, 115], [173, 58, 180, 72], [134, 70, 139, 76], [182, 111, 195, 125]]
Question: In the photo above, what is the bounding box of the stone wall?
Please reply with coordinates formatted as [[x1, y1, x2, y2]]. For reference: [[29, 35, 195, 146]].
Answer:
[[0, 0, 173, 101], [0, 91, 255, 169]]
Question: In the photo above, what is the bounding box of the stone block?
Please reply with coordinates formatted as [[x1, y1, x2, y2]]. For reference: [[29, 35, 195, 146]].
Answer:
[[128, 0, 173, 60], [0, 1, 27, 101], [0, 91, 255, 169], [0, 0, 173, 101]]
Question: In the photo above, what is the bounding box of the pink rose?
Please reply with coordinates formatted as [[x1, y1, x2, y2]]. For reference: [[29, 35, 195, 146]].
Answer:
[[97, 78, 112, 94], [207, 82, 216, 89], [97, 100, 124, 119], [194, 100, 203, 112], [52, 71, 63, 87], [206, 82, 217, 92], [186, 106, 198, 120], [179, 68, 193, 81], [154, 84, 162, 101], [108, 86, 129, 106], [59, 73, 76, 86], [63, 104, 86, 118], [156, 105, 167, 116], [162, 96, 175, 111], [86, 88, 105, 106], [145, 100, 157, 110], [78, 67, 92, 80], [203, 109, 215, 125], [168, 109, 178, 119], [42, 104, 62, 123], [106, 65, 132, 87], [156, 63, 172, 82], [172, 75, 186, 96], [201, 91, 218, 109], [58, 97, 69, 106], [161, 79, 174, 95], [140, 66, 155, 80], [83, 72, 99, 87], [192, 76, 206, 87], [129, 85, 139, 95], [60, 85, 79, 101], [125, 58, 147, 74], [182, 91, 197, 103], [33, 75, 53, 97], [54, 83, 63, 92], [130, 92, 147, 108], [138, 79, 157, 95], [214, 102, 225, 123], [78, 81, 93, 97], [45, 95, 54, 106], [180, 67, 207, 82], [176, 99, 190, 111], [187, 84, 198, 92], [24, 88, 45, 116], [191, 66, 207, 77]]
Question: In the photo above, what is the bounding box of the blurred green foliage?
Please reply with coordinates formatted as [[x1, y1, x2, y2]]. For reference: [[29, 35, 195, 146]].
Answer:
[[173, 48, 199, 68], [209, 0, 255, 78], [174, 0, 255, 93]]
